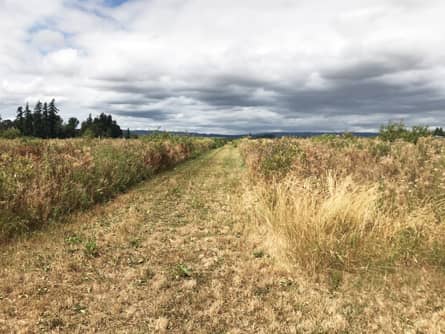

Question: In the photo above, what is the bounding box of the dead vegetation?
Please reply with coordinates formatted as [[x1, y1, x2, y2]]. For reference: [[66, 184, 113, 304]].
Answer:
[[0, 136, 219, 241], [0, 143, 444, 333], [240, 136, 445, 272]]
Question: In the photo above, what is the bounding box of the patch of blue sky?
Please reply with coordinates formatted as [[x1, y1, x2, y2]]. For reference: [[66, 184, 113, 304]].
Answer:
[[104, 0, 129, 7], [27, 21, 76, 55], [28, 21, 51, 34]]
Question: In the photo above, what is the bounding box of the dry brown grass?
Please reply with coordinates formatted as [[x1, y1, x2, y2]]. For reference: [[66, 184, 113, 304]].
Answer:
[[0, 144, 444, 333], [0, 136, 219, 241], [241, 137, 445, 272]]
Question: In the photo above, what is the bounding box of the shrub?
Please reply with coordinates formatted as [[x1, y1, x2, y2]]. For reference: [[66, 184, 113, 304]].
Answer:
[[0, 128, 22, 139], [379, 122, 431, 144]]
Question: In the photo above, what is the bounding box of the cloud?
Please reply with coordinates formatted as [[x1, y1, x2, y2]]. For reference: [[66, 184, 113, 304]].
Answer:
[[1, 0, 445, 133], [30, 29, 65, 52]]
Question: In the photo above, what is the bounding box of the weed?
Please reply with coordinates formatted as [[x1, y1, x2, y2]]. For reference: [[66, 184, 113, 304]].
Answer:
[[174, 264, 192, 278], [65, 235, 83, 245], [253, 250, 265, 258], [328, 270, 343, 291], [129, 238, 141, 248], [84, 240, 99, 258], [73, 304, 87, 314]]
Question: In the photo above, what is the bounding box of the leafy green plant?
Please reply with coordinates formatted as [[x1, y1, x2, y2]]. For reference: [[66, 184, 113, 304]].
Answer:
[[175, 264, 192, 278], [84, 240, 99, 257], [65, 235, 83, 245]]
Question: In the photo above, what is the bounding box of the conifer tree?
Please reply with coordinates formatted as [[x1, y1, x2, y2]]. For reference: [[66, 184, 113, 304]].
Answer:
[[42, 102, 49, 138], [15, 106, 25, 133], [33, 101, 44, 137], [64, 117, 79, 138], [433, 127, 445, 137], [23, 103, 33, 136], [48, 99, 62, 138], [80, 113, 122, 138]]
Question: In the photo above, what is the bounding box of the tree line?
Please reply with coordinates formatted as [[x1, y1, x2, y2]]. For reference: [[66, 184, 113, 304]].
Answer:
[[0, 100, 127, 139]]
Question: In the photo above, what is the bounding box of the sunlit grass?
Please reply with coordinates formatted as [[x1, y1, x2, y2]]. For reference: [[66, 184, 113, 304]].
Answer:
[[241, 136, 445, 272], [0, 136, 221, 240]]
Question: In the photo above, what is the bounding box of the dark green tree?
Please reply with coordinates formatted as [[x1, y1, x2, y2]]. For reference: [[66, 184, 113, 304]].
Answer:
[[80, 113, 122, 138], [64, 117, 79, 138], [8, 101, 125, 139], [33, 101, 44, 137], [433, 127, 445, 137], [15, 106, 25, 133], [42, 102, 49, 138], [48, 99, 62, 138], [23, 103, 33, 136]]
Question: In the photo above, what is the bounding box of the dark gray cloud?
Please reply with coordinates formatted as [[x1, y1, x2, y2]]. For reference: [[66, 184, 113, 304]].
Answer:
[[91, 51, 445, 133], [112, 109, 172, 121]]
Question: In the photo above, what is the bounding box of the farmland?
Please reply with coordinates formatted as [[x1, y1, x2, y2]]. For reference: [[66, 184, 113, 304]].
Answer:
[[0, 136, 444, 332]]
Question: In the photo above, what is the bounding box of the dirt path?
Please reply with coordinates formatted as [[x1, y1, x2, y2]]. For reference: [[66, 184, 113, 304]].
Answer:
[[1, 144, 444, 333]]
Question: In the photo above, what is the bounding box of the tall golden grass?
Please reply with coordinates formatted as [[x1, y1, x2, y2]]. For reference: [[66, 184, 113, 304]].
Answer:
[[241, 137, 445, 272], [0, 136, 220, 240]]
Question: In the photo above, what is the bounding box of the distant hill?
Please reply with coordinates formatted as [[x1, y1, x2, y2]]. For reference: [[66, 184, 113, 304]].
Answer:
[[130, 130, 378, 139], [249, 132, 378, 138], [130, 130, 242, 138]]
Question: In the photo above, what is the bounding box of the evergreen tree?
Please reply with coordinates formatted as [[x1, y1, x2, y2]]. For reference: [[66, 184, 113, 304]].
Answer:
[[15, 106, 25, 133], [8, 101, 126, 139], [48, 99, 62, 138], [42, 102, 49, 138], [33, 101, 44, 137], [64, 117, 79, 138], [23, 103, 33, 136], [80, 113, 122, 138], [433, 127, 445, 137], [80, 114, 94, 136]]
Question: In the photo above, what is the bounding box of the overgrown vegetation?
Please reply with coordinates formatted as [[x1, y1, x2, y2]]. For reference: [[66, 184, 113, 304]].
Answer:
[[378, 121, 445, 143], [379, 121, 433, 143], [241, 135, 445, 273], [0, 136, 223, 240]]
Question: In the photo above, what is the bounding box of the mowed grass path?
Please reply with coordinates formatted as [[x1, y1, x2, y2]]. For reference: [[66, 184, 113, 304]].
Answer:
[[1, 144, 444, 333]]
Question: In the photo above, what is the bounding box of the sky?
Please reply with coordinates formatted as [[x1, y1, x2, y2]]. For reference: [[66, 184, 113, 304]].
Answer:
[[1, 0, 445, 134]]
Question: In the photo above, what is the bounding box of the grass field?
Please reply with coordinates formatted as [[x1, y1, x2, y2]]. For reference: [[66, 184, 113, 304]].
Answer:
[[0, 138, 444, 332], [0, 135, 222, 241], [240, 136, 445, 273]]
